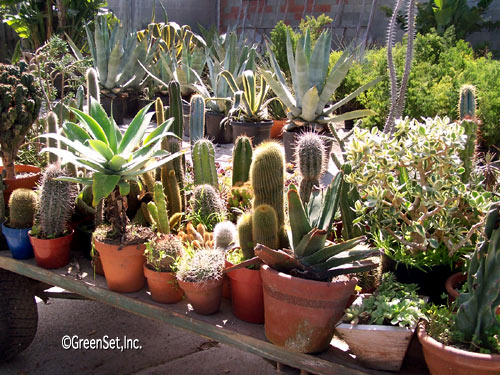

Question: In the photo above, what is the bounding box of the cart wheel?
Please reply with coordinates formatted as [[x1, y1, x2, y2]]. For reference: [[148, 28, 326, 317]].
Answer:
[[0, 269, 38, 362]]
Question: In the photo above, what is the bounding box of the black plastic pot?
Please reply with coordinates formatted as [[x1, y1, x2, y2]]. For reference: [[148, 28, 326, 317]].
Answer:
[[125, 93, 141, 118], [206, 112, 232, 144], [101, 95, 126, 125], [231, 120, 273, 146]]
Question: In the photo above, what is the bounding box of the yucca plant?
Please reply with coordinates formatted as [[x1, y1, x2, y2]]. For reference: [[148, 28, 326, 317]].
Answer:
[[262, 29, 381, 132], [255, 172, 379, 281], [41, 99, 181, 237]]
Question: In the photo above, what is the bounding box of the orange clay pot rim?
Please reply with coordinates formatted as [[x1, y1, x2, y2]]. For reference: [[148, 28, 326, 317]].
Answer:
[[261, 264, 356, 286], [418, 323, 500, 360]]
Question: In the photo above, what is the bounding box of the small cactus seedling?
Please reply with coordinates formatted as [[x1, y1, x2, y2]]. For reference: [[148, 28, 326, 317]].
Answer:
[[8, 188, 38, 229]]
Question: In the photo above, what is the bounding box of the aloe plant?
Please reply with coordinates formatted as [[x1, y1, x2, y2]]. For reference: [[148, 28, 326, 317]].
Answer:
[[42, 99, 181, 237], [262, 29, 381, 132]]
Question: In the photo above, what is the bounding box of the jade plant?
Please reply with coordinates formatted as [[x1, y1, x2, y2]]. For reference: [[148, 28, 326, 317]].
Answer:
[[0, 62, 42, 179]]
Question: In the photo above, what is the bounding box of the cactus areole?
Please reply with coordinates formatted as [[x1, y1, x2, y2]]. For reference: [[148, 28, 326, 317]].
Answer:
[[0, 63, 42, 179]]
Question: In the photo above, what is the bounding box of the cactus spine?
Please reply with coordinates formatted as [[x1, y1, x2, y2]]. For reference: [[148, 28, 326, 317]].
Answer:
[[86, 67, 100, 113], [459, 84, 476, 120], [252, 204, 279, 250], [295, 132, 326, 204], [36, 164, 77, 237], [191, 184, 225, 231], [237, 212, 254, 259], [8, 188, 38, 229], [192, 139, 218, 187], [46, 112, 59, 164], [161, 167, 182, 216], [457, 85, 479, 183], [232, 136, 253, 186], [189, 94, 205, 145], [213, 221, 237, 250], [166, 80, 183, 139], [147, 182, 170, 234]]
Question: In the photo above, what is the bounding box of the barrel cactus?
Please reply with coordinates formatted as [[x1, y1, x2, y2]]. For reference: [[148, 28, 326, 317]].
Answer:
[[192, 139, 218, 187], [0, 63, 42, 178], [213, 221, 237, 250], [8, 188, 38, 229], [232, 136, 253, 186], [295, 132, 326, 204], [252, 204, 279, 250], [191, 184, 226, 231]]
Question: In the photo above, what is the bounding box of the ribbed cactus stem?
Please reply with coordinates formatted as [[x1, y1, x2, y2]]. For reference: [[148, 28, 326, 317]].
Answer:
[[296, 132, 325, 204], [237, 212, 254, 259], [252, 204, 279, 250], [232, 136, 253, 186], [8, 188, 38, 229], [459, 84, 476, 120], [192, 139, 218, 187], [161, 167, 182, 216], [213, 221, 237, 250], [147, 182, 170, 234], [189, 94, 205, 145], [86, 68, 100, 113], [167, 80, 183, 139], [142, 171, 156, 192], [165, 137, 186, 209], [46, 112, 59, 164]]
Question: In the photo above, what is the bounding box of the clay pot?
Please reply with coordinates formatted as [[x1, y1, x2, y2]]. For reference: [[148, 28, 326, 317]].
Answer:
[[0, 165, 41, 203], [29, 230, 73, 269], [177, 278, 223, 315], [144, 264, 183, 304], [231, 120, 273, 146], [418, 324, 500, 375], [2, 223, 33, 260], [93, 238, 146, 293], [206, 111, 232, 144], [260, 265, 357, 353], [222, 260, 232, 299], [228, 266, 264, 324], [92, 252, 105, 276], [270, 119, 287, 139]]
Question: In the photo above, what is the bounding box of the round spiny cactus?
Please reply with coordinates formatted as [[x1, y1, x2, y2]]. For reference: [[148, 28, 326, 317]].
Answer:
[[145, 234, 184, 272], [213, 221, 237, 250], [192, 184, 226, 231], [8, 188, 38, 229], [295, 132, 326, 203]]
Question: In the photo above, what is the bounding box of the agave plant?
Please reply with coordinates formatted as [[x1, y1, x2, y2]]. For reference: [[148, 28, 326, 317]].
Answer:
[[262, 29, 381, 132], [41, 99, 181, 237], [255, 173, 379, 281]]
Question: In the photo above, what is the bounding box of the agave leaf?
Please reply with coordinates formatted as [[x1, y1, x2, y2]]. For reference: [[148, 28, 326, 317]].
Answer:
[[254, 244, 303, 273], [92, 172, 121, 206], [326, 259, 379, 278], [294, 228, 327, 258], [295, 36, 309, 108], [299, 237, 368, 266], [318, 248, 381, 271], [62, 122, 91, 144], [70, 107, 108, 144], [301, 86, 320, 122], [260, 70, 299, 116], [88, 140, 114, 161], [288, 187, 312, 250], [89, 99, 117, 152], [327, 109, 377, 123], [118, 103, 154, 154]]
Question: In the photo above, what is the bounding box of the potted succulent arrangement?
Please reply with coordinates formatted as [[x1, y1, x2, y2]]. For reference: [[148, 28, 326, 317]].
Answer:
[[29, 164, 77, 269], [1, 188, 38, 260], [0, 62, 42, 198], [418, 204, 500, 375], [176, 248, 225, 315], [261, 28, 380, 163], [337, 273, 426, 371], [42, 97, 180, 292]]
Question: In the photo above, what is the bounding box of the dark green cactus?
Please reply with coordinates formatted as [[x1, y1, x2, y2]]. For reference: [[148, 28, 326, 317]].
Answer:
[[36, 164, 77, 237], [46, 112, 59, 164], [192, 139, 218, 187], [296, 132, 326, 204], [161, 167, 182, 216], [459, 84, 476, 120], [250, 141, 285, 230], [8, 188, 38, 229], [189, 94, 205, 145], [166, 80, 183, 139], [456, 204, 500, 351], [86, 67, 100, 113], [252, 204, 279, 250], [147, 181, 170, 234], [232, 136, 253, 186], [0, 63, 42, 179], [165, 137, 186, 209], [340, 164, 364, 239], [191, 184, 225, 231], [457, 85, 479, 183], [237, 212, 254, 259]]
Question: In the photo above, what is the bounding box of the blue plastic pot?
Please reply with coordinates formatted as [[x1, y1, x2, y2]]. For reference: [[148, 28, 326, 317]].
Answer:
[[1, 222, 34, 260]]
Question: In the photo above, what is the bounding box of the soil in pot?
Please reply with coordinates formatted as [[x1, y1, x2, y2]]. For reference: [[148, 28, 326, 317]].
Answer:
[[1, 223, 33, 260], [0, 165, 41, 203], [29, 230, 73, 269], [144, 264, 183, 304], [228, 266, 264, 324], [231, 120, 273, 146], [177, 278, 223, 315], [206, 112, 232, 144], [101, 95, 126, 125], [260, 265, 357, 353]]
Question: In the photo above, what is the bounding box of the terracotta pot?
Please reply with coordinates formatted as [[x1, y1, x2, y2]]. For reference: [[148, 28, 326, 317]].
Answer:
[[206, 111, 232, 144], [29, 230, 73, 269], [418, 324, 500, 375], [260, 265, 357, 353], [446, 272, 500, 315], [0, 165, 41, 203], [177, 278, 223, 315], [231, 120, 273, 146], [222, 260, 232, 299], [270, 119, 287, 139], [228, 266, 264, 324], [92, 252, 105, 276], [93, 238, 146, 293], [144, 264, 183, 304]]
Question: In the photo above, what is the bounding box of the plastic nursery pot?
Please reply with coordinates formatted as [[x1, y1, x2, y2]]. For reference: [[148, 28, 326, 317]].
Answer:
[[101, 94, 126, 125], [177, 278, 223, 315], [260, 264, 357, 353], [29, 230, 73, 269], [1, 222, 33, 260], [206, 111, 232, 144], [230, 120, 273, 146], [0, 164, 41, 203], [418, 324, 500, 375], [270, 119, 287, 139], [144, 264, 183, 304], [227, 266, 264, 324], [93, 238, 146, 293]]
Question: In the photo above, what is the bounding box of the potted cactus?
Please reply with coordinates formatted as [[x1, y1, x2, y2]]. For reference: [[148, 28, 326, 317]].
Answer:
[[0, 63, 42, 198], [29, 164, 77, 269], [2, 189, 38, 260], [176, 248, 225, 315], [418, 204, 500, 375]]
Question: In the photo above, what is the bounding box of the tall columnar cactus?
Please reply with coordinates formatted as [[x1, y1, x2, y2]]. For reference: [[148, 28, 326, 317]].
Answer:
[[0, 63, 42, 179], [295, 132, 326, 204], [457, 85, 479, 183], [46, 112, 59, 164], [455, 204, 500, 351], [250, 141, 285, 231], [161, 167, 182, 216], [86, 67, 100, 113], [36, 164, 77, 237], [147, 182, 170, 234], [237, 212, 254, 259], [192, 139, 218, 187], [252, 204, 279, 250], [189, 94, 205, 145], [459, 84, 476, 120], [191, 184, 226, 231], [166, 80, 183, 139], [213, 221, 237, 250], [232, 136, 253, 186], [8, 188, 38, 229]]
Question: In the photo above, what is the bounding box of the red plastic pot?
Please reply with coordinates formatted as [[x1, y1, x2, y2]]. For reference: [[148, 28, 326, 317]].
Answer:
[[177, 278, 223, 315], [0, 164, 41, 203], [144, 264, 183, 304], [260, 264, 357, 353], [227, 266, 264, 324], [29, 230, 73, 269]]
